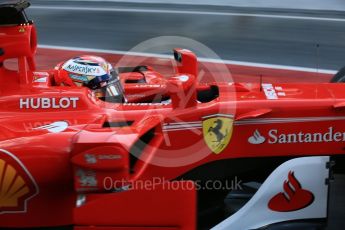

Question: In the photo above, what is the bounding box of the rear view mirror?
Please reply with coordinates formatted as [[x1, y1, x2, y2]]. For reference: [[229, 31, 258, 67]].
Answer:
[[174, 50, 182, 63], [0, 1, 31, 25]]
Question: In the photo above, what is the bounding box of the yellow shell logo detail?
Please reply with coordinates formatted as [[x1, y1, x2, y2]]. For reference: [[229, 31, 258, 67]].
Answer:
[[203, 115, 234, 154], [0, 150, 38, 214], [0, 160, 30, 207]]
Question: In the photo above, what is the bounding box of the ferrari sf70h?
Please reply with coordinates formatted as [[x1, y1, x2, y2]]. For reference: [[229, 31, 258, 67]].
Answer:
[[0, 1, 344, 229]]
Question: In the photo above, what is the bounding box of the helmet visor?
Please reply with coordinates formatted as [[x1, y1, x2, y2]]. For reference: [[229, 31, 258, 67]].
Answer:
[[94, 70, 125, 103]]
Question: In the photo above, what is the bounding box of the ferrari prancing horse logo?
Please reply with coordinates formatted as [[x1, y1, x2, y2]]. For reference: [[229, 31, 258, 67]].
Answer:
[[203, 115, 234, 154]]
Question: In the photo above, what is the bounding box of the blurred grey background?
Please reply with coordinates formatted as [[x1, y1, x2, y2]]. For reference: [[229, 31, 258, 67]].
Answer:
[[28, 0, 345, 71]]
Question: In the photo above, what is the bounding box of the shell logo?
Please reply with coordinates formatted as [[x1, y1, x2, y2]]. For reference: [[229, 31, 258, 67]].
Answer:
[[0, 149, 38, 214]]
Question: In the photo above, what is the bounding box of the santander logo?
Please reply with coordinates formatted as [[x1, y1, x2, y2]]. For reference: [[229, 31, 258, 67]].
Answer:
[[248, 127, 345, 145], [248, 130, 266, 144], [268, 171, 314, 212]]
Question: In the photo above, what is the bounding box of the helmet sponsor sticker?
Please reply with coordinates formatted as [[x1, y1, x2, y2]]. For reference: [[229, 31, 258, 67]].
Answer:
[[62, 60, 107, 77], [203, 114, 234, 154], [0, 149, 38, 214], [69, 74, 93, 83]]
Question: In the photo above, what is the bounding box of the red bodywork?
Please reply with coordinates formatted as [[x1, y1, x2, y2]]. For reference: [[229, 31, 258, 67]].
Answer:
[[0, 3, 343, 230]]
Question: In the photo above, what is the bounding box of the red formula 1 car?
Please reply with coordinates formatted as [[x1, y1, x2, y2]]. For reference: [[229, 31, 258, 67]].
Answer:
[[0, 1, 345, 230]]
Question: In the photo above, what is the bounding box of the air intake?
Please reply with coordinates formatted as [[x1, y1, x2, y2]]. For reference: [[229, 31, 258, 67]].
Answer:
[[103, 121, 134, 128]]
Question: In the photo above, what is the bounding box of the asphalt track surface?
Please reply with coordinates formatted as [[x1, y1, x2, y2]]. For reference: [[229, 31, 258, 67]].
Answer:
[[28, 0, 345, 71]]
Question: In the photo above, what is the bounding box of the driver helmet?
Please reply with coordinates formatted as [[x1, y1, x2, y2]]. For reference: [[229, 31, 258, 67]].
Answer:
[[55, 55, 125, 102]]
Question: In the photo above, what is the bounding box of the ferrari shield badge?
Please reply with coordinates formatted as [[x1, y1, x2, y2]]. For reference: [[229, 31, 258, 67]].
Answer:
[[0, 149, 38, 214], [203, 114, 234, 154]]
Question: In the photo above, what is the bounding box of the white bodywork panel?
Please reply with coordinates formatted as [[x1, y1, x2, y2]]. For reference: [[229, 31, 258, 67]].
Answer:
[[212, 156, 330, 230]]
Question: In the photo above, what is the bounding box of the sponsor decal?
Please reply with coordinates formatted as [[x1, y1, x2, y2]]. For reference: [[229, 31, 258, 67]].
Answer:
[[84, 154, 122, 164], [134, 84, 163, 88], [69, 74, 92, 83], [106, 85, 120, 97], [62, 58, 108, 77], [177, 75, 189, 82], [203, 114, 234, 154], [23, 120, 78, 132], [33, 77, 48, 83], [32, 121, 69, 133], [262, 84, 278, 100], [85, 154, 97, 164], [19, 97, 79, 109], [123, 103, 167, 106], [268, 171, 314, 212], [275, 86, 286, 97], [262, 84, 286, 100], [248, 127, 345, 144], [126, 94, 146, 98], [33, 72, 49, 77], [32, 72, 49, 83], [98, 155, 122, 160], [248, 130, 265, 144], [0, 149, 38, 214], [63, 64, 100, 76], [101, 63, 108, 72], [76, 169, 97, 187]]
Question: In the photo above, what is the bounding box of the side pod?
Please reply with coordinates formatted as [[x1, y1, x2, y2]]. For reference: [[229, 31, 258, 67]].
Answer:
[[212, 156, 330, 230], [74, 181, 196, 230]]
